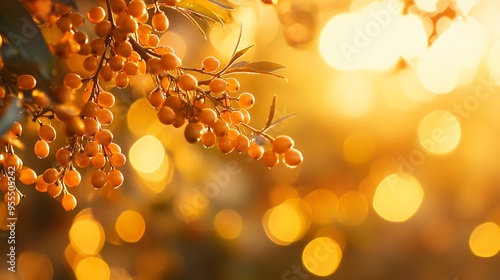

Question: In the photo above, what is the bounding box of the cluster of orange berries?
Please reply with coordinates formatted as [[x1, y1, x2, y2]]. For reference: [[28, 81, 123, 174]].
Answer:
[[0, 0, 301, 210]]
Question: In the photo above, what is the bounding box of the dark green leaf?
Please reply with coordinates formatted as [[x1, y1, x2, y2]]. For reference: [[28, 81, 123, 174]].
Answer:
[[0, 97, 20, 136]]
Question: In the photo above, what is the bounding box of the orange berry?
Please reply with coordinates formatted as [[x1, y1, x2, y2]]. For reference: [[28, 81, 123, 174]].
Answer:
[[230, 111, 244, 124], [84, 141, 100, 157], [235, 135, 250, 153], [148, 88, 166, 108], [83, 118, 99, 137], [91, 170, 107, 188], [83, 55, 99, 72], [19, 168, 37, 185], [63, 73, 83, 89], [55, 148, 72, 167], [184, 122, 205, 143], [62, 193, 77, 211], [97, 108, 114, 125], [91, 153, 106, 169], [178, 74, 198, 91], [81, 101, 99, 119], [75, 151, 90, 168], [283, 148, 303, 168], [209, 78, 227, 94], [110, 153, 126, 166], [95, 20, 112, 37], [272, 135, 294, 154], [128, 0, 147, 19], [123, 61, 139, 76], [97, 92, 116, 108], [64, 170, 81, 187], [202, 131, 216, 148], [202, 56, 220, 72], [110, 0, 127, 14], [238, 93, 255, 109], [212, 119, 229, 137], [152, 11, 169, 32], [95, 129, 113, 146], [226, 77, 240, 92], [8, 122, 22, 138], [17, 75, 36, 90], [4, 154, 22, 171], [262, 150, 279, 168], [157, 106, 176, 125], [34, 140, 50, 158], [248, 142, 264, 160], [116, 41, 133, 58], [35, 176, 49, 192], [218, 135, 235, 154], [115, 71, 129, 88], [240, 109, 251, 124], [160, 53, 181, 70], [198, 108, 217, 126], [43, 168, 59, 184], [87, 6, 106, 24], [146, 57, 163, 75], [47, 183, 63, 197], [107, 170, 124, 188]]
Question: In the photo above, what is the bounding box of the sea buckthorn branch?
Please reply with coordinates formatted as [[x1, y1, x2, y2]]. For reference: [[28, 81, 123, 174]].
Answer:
[[0, 0, 301, 211]]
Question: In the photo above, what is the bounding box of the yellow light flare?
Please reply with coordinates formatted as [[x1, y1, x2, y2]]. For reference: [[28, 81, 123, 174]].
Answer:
[[304, 189, 338, 226], [320, 1, 404, 71], [336, 191, 369, 226], [398, 67, 436, 103], [129, 135, 165, 173], [115, 210, 146, 243], [159, 31, 186, 60], [263, 199, 310, 245], [75, 257, 110, 280], [213, 209, 243, 240], [487, 39, 500, 84], [343, 132, 376, 164], [373, 174, 424, 222], [436, 16, 452, 35], [69, 218, 105, 255], [418, 110, 461, 155], [302, 237, 342, 277], [268, 184, 300, 206], [326, 73, 373, 118], [418, 17, 486, 94], [455, 0, 478, 15], [138, 155, 174, 194], [414, 0, 439, 12], [127, 98, 161, 137], [469, 222, 500, 257], [18, 251, 53, 280], [398, 14, 427, 60], [173, 144, 203, 176]]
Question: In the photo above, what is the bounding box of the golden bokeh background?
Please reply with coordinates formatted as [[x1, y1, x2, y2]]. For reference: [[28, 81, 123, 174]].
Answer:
[[2, 0, 500, 279]]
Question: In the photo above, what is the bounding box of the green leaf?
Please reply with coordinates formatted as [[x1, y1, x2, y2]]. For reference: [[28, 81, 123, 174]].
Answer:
[[264, 113, 297, 132], [243, 61, 287, 73], [178, 4, 225, 26], [0, 97, 20, 137], [207, 0, 234, 10]]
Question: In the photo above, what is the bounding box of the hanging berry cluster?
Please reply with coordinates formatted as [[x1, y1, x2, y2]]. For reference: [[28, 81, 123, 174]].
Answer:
[[0, 0, 302, 211]]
